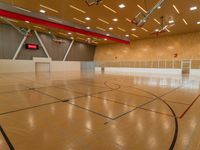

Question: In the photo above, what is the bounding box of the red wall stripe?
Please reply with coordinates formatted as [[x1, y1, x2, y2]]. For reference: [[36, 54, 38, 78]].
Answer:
[[0, 9, 130, 44]]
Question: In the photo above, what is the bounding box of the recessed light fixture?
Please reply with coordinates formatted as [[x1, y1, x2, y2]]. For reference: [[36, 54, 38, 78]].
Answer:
[[131, 28, 136, 31], [98, 18, 109, 24], [40, 4, 59, 13], [113, 18, 118, 22], [85, 17, 91, 21], [109, 27, 113, 30], [131, 34, 139, 38], [86, 26, 91, 29], [154, 18, 161, 25], [173, 5, 180, 14], [48, 17, 62, 23], [190, 6, 197, 11], [197, 21, 200, 24], [59, 32, 67, 36], [40, 9, 46, 13], [73, 18, 86, 24], [106, 34, 110, 36], [13, 6, 31, 13], [103, 5, 117, 13], [125, 34, 129, 37], [25, 21, 30, 23], [96, 27, 106, 31], [141, 27, 148, 32], [168, 20, 175, 24], [117, 27, 126, 32], [157, 6, 161, 9], [104, 38, 108, 41], [69, 5, 86, 14], [119, 4, 126, 8], [68, 32, 72, 35], [182, 19, 188, 25], [137, 4, 147, 13]]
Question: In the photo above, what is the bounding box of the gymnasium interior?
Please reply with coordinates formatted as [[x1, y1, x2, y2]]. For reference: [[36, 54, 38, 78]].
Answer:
[[0, 0, 200, 150]]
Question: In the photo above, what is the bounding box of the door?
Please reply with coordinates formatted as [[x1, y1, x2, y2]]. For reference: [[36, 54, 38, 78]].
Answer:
[[35, 62, 50, 72]]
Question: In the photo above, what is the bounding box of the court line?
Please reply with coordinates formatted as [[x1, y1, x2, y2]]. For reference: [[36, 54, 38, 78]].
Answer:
[[179, 94, 200, 119], [0, 101, 61, 116], [66, 102, 113, 120], [0, 125, 15, 150], [104, 80, 179, 150], [127, 85, 179, 150]]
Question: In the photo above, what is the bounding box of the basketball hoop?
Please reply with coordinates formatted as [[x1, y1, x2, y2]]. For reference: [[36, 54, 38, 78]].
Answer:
[[85, 0, 102, 6]]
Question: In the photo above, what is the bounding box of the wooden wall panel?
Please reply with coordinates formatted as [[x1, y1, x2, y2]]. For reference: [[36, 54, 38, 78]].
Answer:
[[95, 32, 200, 61]]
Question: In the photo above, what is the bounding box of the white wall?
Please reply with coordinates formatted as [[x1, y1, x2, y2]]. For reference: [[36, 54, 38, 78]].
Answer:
[[0, 59, 81, 73], [50, 61, 80, 72], [95, 67, 182, 75]]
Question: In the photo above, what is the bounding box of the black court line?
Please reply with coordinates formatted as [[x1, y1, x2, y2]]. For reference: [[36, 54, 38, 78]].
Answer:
[[129, 86, 179, 150], [66, 101, 113, 120], [0, 101, 61, 116], [0, 125, 15, 150], [180, 94, 200, 119], [117, 89, 154, 99], [104, 81, 179, 150], [0, 89, 30, 95]]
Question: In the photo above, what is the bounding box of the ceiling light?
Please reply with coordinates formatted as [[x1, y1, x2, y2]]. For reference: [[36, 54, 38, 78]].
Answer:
[[117, 27, 126, 32], [25, 21, 30, 23], [131, 28, 136, 31], [40, 9, 46, 13], [141, 27, 148, 32], [73, 18, 86, 24], [86, 26, 91, 29], [7, 18, 18, 23], [190, 6, 197, 11], [40, 4, 59, 13], [131, 34, 139, 38], [85, 17, 91, 21], [157, 6, 161, 9], [106, 34, 110, 36], [103, 5, 117, 13], [69, 5, 86, 14], [119, 4, 126, 8], [113, 18, 118, 22], [166, 28, 171, 32], [173, 5, 180, 14], [126, 18, 131, 22], [109, 27, 113, 30], [197, 21, 200, 24], [137, 4, 147, 13], [13, 6, 31, 13], [168, 20, 175, 24], [155, 29, 159, 32], [182, 19, 188, 25], [59, 32, 67, 36], [34, 26, 45, 30], [154, 18, 161, 25], [98, 18, 109, 24], [68, 32, 72, 35], [125, 34, 129, 37], [96, 27, 106, 31], [104, 38, 108, 41], [48, 17, 62, 23]]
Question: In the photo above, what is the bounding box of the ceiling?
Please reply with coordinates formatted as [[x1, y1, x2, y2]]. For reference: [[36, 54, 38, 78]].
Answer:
[[0, 0, 200, 45]]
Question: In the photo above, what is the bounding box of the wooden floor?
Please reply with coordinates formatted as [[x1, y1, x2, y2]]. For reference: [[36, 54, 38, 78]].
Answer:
[[0, 71, 200, 150]]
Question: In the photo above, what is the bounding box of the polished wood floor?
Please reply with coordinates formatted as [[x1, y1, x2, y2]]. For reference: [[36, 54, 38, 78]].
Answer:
[[0, 71, 200, 150]]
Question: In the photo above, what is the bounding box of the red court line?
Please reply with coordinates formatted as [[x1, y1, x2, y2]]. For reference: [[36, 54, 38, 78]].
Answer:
[[180, 94, 200, 119]]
